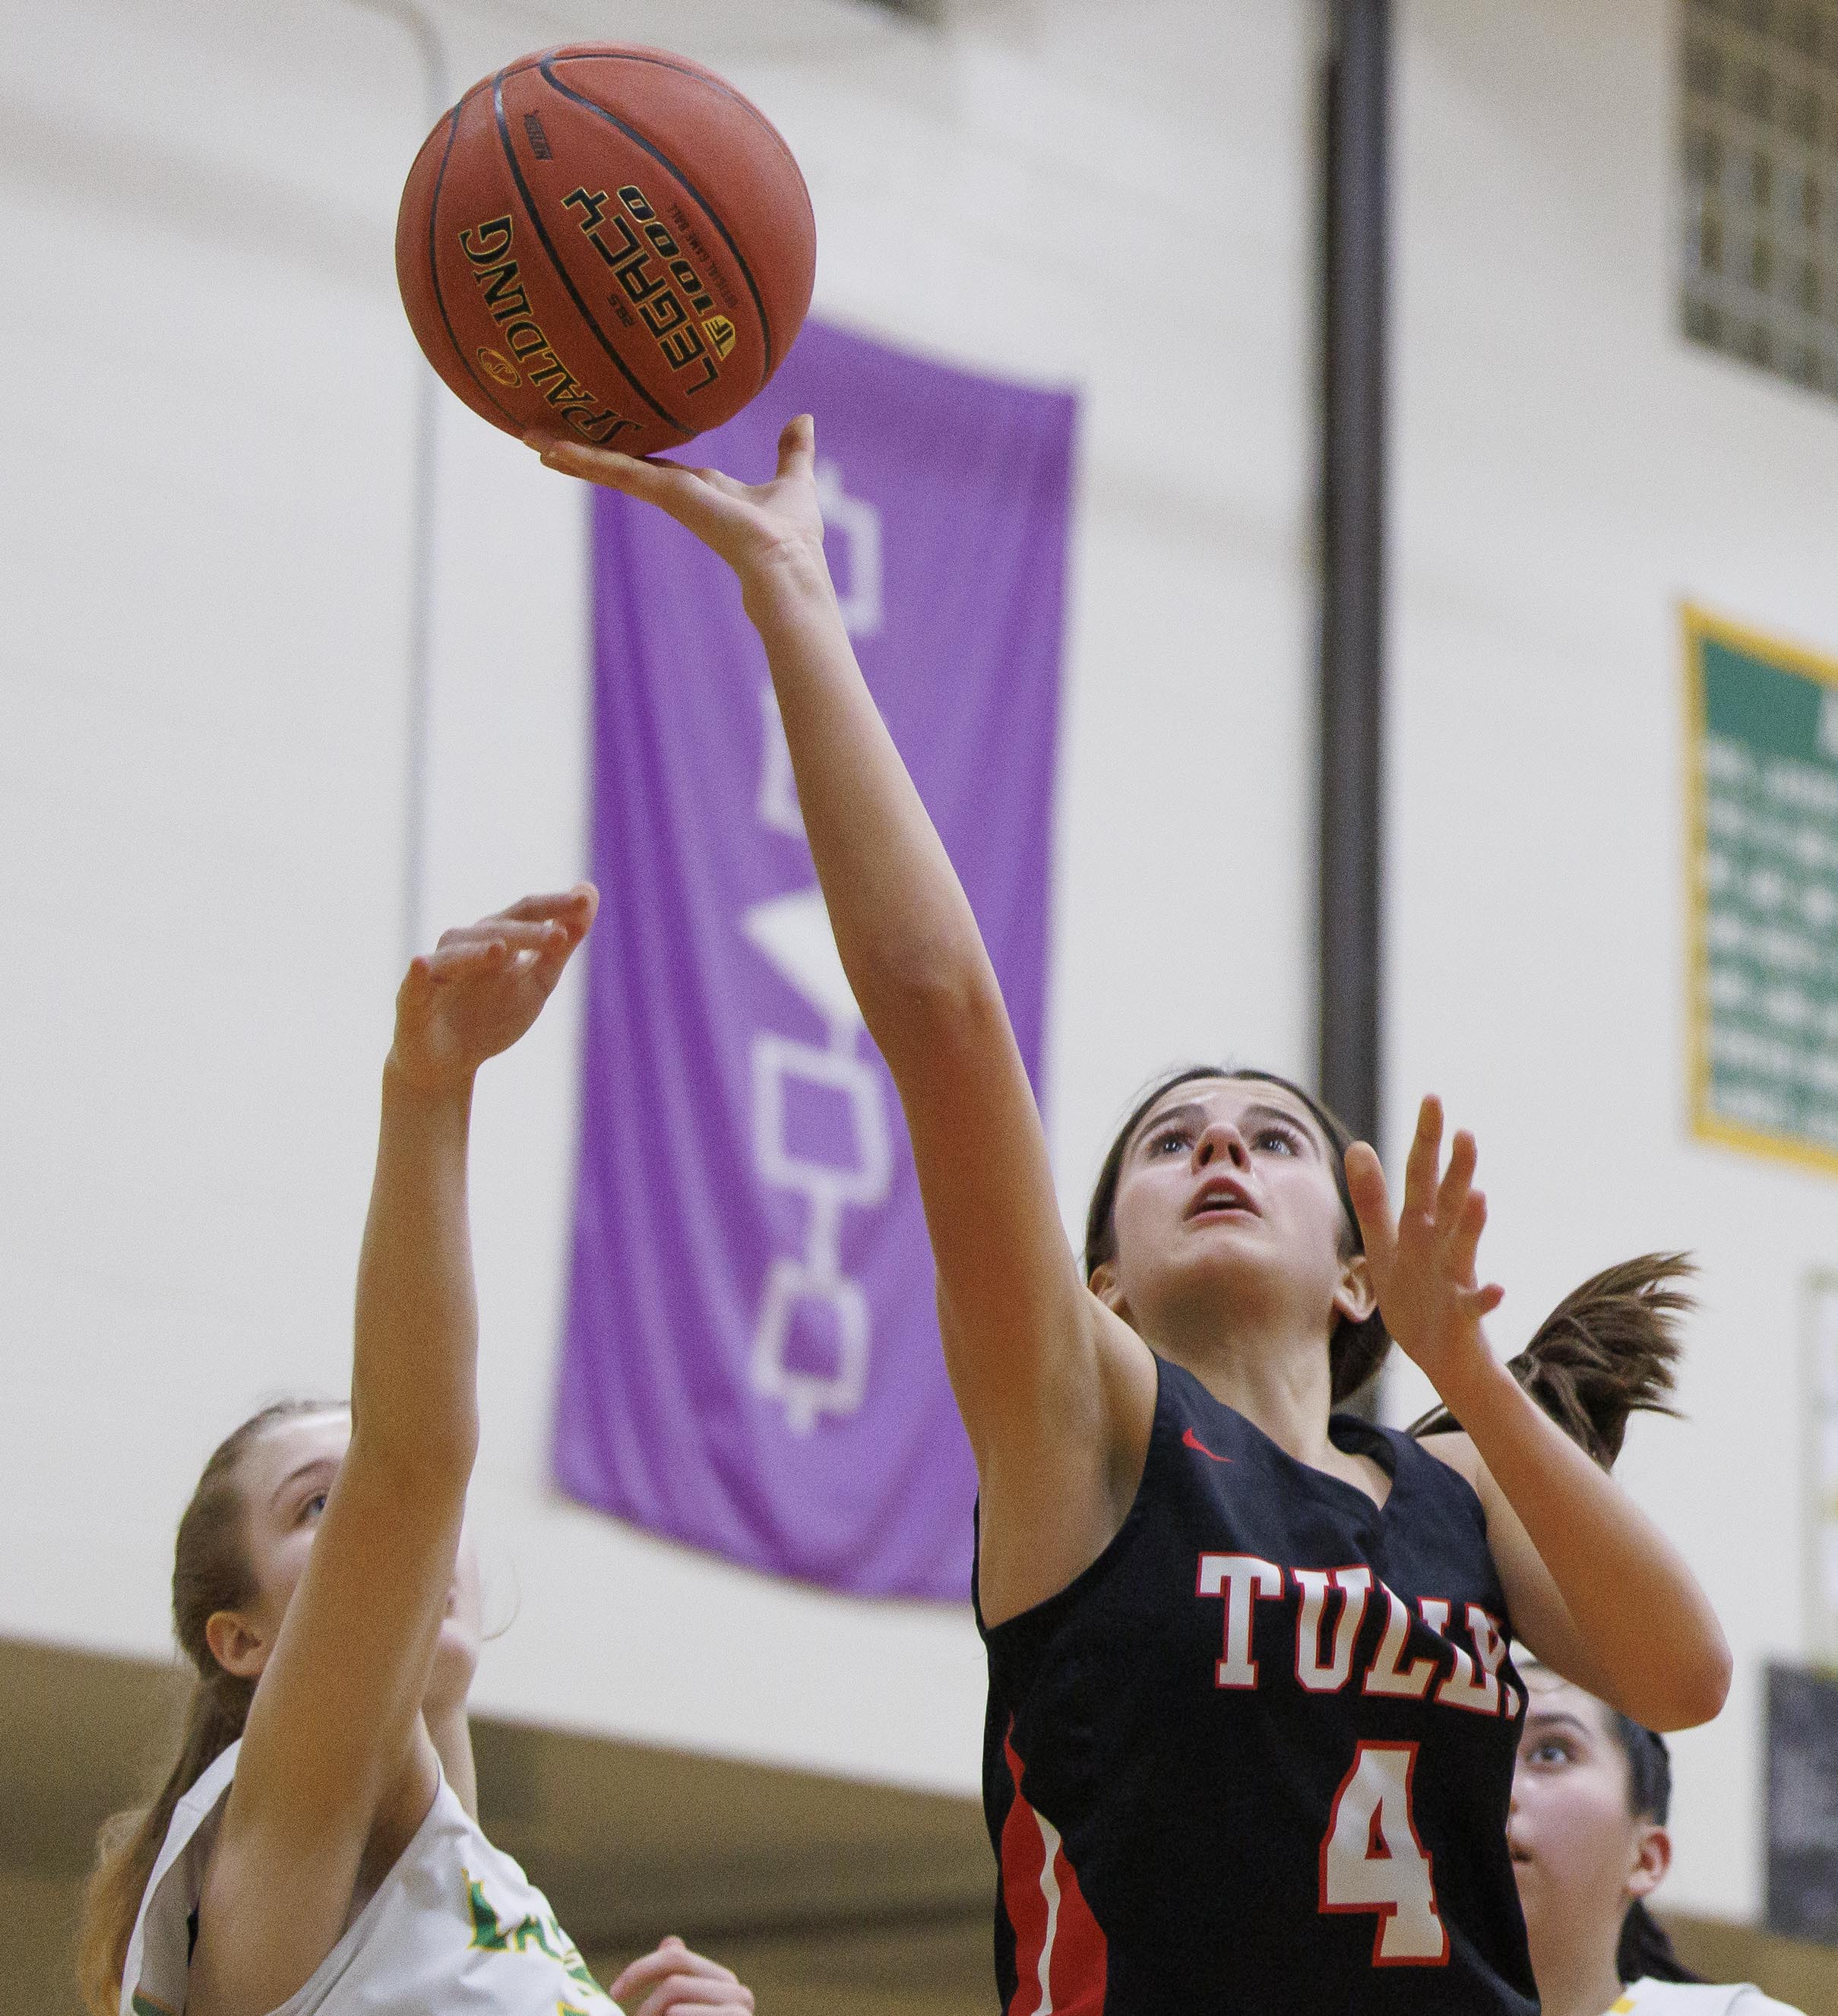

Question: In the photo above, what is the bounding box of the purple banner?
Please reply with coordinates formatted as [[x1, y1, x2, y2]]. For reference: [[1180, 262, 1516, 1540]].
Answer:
[[555, 320, 1075, 1600]]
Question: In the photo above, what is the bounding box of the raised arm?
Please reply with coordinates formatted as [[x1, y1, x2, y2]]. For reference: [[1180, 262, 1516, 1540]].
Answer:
[[536, 423, 1153, 1616], [191, 888, 595, 2016], [1346, 1100, 1731, 1732]]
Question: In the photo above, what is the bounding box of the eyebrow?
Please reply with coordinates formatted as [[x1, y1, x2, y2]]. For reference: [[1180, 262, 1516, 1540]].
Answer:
[[1131, 1096, 1326, 1159], [270, 1457, 337, 1509], [1521, 1711, 1593, 1740]]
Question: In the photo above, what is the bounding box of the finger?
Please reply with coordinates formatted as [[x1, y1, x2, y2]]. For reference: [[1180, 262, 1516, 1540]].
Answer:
[[1435, 1128, 1478, 1230], [438, 918, 562, 954], [1343, 1142, 1397, 1277], [628, 1943, 733, 1984], [536, 438, 691, 497], [679, 464, 753, 501], [777, 410, 815, 482], [1460, 1280, 1505, 1319], [421, 938, 509, 980], [609, 1942, 737, 1992], [1447, 1186, 1488, 1282], [632, 1976, 729, 2016], [527, 916, 590, 992], [537, 438, 707, 508], [609, 1942, 696, 2001], [1401, 1096, 1444, 1223], [495, 884, 599, 929], [394, 954, 437, 1025]]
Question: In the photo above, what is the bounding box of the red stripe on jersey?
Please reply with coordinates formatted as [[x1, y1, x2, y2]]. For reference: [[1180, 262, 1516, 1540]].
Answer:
[[1001, 1724, 1107, 2014]]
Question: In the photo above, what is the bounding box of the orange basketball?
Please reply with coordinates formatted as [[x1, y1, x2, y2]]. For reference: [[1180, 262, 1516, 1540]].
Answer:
[[395, 45, 816, 455]]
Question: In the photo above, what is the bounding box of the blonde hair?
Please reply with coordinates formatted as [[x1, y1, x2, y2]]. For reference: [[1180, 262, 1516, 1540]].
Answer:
[[76, 1400, 340, 2015]]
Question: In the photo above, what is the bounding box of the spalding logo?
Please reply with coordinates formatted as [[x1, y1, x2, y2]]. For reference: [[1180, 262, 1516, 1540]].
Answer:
[[476, 347, 521, 388]]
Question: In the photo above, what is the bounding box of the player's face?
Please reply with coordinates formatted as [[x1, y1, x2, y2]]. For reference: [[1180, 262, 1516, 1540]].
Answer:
[[226, 1410, 484, 1704], [1507, 1672, 1666, 1971], [1101, 1078, 1358, 1347]]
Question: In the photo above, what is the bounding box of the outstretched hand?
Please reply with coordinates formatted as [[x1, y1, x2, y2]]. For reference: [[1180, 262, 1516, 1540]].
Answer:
[[607, 1935, 755, 2015], [531, 414, 826, 598], [1343, 1097, 1504, 1395], [389, 885, 598, 1096]]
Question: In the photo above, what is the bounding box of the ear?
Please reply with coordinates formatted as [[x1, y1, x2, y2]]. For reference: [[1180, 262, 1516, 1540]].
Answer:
[[1333, 1250, 1377, 1328], [1088, 1261, 1130, 1324], [1627, 1820, 1671, 1901], [205, 1608, 270, 1683]]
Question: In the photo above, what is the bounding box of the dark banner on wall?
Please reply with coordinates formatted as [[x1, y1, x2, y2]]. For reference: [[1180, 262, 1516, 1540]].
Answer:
[[555, 321, 1075, 1600]]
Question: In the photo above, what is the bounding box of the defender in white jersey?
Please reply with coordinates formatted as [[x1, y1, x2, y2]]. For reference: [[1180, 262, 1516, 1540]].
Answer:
[[122, 1739, 617, 2014], [1609, 1987, 1799, 2014], [81, 890, 751, 2016], [1511, 1666, 1802, 2016]]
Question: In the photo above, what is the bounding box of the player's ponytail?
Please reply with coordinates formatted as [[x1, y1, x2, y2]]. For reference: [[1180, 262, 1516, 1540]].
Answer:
[[1618, 1900, 1700, 1984], [76, 1399, 338, 2016], [1409, 1253, 1693, 1467]]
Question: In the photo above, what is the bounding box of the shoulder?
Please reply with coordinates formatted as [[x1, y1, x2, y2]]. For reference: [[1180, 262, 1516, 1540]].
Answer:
[[1411, 1427, 1496, 1522], [120, 1745, 242, 2016], [1416, 1428, 1482, 1486]]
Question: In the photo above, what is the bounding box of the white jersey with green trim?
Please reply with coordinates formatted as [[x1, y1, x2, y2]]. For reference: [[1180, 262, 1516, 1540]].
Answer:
[[119, 1739, 618, 2016], [1610, 1979, 1805, 2015]]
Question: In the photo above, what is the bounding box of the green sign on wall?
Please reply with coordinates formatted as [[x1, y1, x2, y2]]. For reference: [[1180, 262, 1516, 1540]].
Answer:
[[1689, 605, 1838, 1174]]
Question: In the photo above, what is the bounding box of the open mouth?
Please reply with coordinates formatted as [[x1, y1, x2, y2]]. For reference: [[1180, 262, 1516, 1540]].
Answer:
[[1186, 1179, 1258, 1221]]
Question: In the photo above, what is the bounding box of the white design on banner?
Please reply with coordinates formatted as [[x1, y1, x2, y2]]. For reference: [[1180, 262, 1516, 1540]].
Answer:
[[816, 458, 884, 637], [742, 460, 892, 1432]]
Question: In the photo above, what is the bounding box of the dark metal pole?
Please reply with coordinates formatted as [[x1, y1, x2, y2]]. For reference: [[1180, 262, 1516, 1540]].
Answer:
[[1318, 0, 1390, 1154]]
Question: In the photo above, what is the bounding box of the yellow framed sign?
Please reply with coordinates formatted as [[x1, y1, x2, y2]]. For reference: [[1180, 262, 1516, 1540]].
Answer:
[[1687, 605, 1838, 1176]]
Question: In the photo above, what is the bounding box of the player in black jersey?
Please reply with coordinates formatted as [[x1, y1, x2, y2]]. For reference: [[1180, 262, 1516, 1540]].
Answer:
[[533, 418, 1732, 2015]]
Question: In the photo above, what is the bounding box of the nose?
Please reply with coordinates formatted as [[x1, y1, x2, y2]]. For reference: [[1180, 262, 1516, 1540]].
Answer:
[[1194, 1120, 1251, 1172]]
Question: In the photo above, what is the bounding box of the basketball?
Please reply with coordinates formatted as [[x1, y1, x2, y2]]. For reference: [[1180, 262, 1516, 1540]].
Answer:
[[395, 45, 816, 455]]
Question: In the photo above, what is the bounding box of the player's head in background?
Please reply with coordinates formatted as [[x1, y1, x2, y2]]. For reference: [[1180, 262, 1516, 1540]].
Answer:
[[1084, 1065, 1691, 1454], [1510, 1662, 1699, 2008], [77, 1397, 484, 2011]]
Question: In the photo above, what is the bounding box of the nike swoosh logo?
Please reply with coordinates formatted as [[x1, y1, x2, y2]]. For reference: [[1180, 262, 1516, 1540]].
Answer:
[[1182, 1427, 1230, 1463]]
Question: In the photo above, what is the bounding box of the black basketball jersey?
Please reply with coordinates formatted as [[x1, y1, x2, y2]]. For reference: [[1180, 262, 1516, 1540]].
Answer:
[[976, 1354, 1538, 2015]]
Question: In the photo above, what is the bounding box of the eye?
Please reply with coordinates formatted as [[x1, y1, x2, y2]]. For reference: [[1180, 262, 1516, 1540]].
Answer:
[[1526, 1739, 1572, 1768], [1147, 1125, 1191, 1156], [300, 1491, 329, 1523], [1252, 1122, 1303, 1156]]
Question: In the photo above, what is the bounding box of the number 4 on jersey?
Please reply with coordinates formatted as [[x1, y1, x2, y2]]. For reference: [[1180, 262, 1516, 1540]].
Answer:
[[1318, 1741, 1449, 1964]]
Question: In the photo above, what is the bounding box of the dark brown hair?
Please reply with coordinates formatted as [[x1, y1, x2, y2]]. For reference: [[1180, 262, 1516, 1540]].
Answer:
[[76, 1399, 341, 2016], [1608, 1717, 1701, 1984], [1409, 1253, 1693, 1467], [1085, 1066, 1695, 1451]]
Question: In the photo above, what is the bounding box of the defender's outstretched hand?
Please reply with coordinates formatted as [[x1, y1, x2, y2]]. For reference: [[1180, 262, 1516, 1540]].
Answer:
[[608, 1935, 756, 2016], [389, 885, 598, 1095], [1344, 1097, 1504, 1394], [530, 415, 827, 596]]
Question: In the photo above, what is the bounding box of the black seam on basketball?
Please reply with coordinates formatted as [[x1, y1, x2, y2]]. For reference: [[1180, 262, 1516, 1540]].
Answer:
[[547, 49, 808, 189], [425, 100, 521, 429], [492, 71, 693, 438], [451, 52, 549, 117], [536, 58, 779, 382]]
